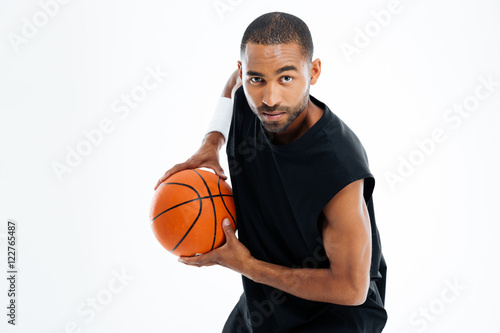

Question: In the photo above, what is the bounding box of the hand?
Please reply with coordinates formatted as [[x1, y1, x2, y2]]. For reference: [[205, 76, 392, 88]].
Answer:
[[230, 69, 242, 100], [178, 219, 253, 275], [154, 131, 226, 190]]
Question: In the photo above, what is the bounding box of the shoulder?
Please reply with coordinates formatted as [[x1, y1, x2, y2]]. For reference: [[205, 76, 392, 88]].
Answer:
[[230, 86, 257, 133], [228, 87, 255, 148], [233, 86, 251, 118], [307, 96, 375, 208], [309, 95, 370, 173]]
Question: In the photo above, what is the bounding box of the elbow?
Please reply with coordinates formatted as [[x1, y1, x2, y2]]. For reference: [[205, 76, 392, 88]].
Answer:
[[347, 277, 370, 306], [348, 287, 369, 306], [339, 286, 368, 306], [332, 275, 370, 306]]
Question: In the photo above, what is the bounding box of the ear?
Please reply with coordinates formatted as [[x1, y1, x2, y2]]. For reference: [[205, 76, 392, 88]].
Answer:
[[237, 61, 243, 80], [310, 58, 321, 85]]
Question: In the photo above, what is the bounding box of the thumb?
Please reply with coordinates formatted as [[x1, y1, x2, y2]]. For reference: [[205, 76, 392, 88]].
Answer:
[[222, 218, 235, 240], [213, 164, 227, 180]]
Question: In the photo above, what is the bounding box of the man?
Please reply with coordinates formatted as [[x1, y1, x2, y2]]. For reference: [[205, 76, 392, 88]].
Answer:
[[155, 12, 387, 332]]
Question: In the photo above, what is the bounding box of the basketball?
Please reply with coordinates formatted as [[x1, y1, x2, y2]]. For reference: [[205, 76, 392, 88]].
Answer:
[[150, 168, 237, 257]]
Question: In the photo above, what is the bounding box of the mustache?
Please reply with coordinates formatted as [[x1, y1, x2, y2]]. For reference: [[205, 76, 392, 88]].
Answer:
[[257, 105, 290, 113]]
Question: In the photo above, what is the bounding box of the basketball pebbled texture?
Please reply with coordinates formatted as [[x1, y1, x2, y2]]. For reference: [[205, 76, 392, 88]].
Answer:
[[150, 169, 237, 257]]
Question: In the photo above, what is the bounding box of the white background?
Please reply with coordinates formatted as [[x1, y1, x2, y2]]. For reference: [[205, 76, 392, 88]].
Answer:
[[1, 0, 499, 332]]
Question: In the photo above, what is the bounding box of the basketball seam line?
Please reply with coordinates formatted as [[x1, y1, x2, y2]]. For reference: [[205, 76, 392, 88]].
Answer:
[[168, 183, 203, 253], [218, 177, 236, 227], [193, 170, 218, 252], [151, 190, 232, 223]]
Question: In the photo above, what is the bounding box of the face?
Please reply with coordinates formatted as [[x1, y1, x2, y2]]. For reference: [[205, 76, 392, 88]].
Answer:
[[239, 43, 319, 134]]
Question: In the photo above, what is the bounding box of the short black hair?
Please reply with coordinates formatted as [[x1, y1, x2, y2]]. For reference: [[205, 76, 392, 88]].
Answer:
[[240, 12, 314, 63]]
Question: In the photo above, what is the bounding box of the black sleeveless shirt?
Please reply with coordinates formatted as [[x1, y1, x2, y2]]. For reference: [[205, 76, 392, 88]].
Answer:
[[223, 87, 387, 332]]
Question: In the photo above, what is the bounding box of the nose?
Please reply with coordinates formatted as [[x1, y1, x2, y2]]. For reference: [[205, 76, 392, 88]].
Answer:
[[262, 83, 280, 107]]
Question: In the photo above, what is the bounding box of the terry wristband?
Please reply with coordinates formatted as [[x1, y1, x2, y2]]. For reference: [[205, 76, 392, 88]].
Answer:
[[205, 97, 233, 142]]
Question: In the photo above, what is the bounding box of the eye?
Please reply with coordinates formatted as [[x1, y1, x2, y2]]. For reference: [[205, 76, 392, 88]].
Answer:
[[282, 76, 293, 83], [250, 77, 263, 83]]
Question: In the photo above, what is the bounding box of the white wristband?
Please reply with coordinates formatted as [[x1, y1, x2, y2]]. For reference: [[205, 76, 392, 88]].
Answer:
[[206, 97, 233, 142]]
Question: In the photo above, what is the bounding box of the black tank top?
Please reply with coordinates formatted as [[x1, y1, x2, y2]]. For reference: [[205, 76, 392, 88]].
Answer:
[[224, 87, 387, 332]]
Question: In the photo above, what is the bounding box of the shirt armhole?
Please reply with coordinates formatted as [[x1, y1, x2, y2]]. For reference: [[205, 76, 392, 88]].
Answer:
[[315, 173, 375, 235]]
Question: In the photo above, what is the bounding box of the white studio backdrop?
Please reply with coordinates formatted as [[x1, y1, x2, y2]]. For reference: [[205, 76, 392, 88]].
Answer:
[[0, 0, 499, 332]]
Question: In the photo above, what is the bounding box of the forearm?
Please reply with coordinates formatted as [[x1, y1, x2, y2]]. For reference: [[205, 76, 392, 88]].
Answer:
[[178, 214, 370, 305], [202, 131, 225, 151], [221, 68, 240, 98], [205, 70, 239, 143], [244, 258, 368, 306]]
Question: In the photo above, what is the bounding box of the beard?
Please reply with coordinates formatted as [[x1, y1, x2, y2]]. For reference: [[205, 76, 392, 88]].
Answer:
[[252, 89, 310, 134]]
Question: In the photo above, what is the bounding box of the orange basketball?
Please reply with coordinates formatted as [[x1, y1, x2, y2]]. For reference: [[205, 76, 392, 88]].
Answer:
[[150, 168, 237, 257]]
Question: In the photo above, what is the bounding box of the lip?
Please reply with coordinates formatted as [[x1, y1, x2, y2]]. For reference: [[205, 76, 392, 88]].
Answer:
[[262, 112, 285, 121]]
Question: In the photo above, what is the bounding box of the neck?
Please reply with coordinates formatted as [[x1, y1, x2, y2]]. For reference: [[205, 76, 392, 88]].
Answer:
[[268, 99, 323, 145]]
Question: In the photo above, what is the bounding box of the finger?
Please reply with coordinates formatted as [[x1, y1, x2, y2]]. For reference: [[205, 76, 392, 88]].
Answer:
[[178, 259, 216, 267], [178, 252, 216, 266], [154, 177, 165, 191], [222, 218, 235, 242], [195, 161, 227, 181], [214, 165, 227, 180], [154, 173, 170, 191], [178, 255, 202, 266], [154, 163, 186, 190], [162, 163, 184, 181], [209, 164, 227, 180]]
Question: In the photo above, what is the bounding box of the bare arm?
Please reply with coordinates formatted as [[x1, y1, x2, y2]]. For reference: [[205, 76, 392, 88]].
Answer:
[[154, 131, 226, 190], [179, 178, 372, 306], [221, 68, 242, 99], [154, 69, 241, 190]]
